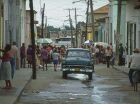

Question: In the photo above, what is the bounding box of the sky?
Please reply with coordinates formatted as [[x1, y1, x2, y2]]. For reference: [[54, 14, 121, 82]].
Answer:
[[26, 0, 109, 28]]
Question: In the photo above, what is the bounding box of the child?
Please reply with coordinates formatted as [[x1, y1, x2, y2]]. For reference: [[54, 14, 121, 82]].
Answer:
[[52, 49, 59, 71]]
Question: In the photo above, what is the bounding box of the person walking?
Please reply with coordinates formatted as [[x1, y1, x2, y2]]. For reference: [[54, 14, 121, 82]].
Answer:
[[52, 49, 60, 71], [0, 44, 12, 89], [128, 48, 140, 86], [8, 42, 19, 79], [26, 45, 33, 68], [40, 45, 48, 71], [105, 46, 112, 68], [118, 43, 124, 66], [20, 43, 26, 68], [36, 45, 41, 67], [95, 45, 100, 64]]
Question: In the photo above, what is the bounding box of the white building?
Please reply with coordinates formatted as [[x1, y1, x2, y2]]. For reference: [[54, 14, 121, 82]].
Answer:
[[109, 0, 140, 55], [3, 0, 26, 48]]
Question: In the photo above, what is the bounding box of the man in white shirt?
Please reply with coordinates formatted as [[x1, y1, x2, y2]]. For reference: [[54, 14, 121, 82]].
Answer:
[[105, 46, 112, 68], [128, 48, 140, 86]]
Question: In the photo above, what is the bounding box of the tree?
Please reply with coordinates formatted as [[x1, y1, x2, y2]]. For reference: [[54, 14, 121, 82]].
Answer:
[[76, 21, 86, 29], [47, 26, 60, 32]]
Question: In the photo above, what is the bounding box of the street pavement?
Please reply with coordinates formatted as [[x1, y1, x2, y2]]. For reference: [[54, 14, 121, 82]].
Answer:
[[0, 68, 32, 104], [113, 64, 129, 74], [0, 64, 130, 104]]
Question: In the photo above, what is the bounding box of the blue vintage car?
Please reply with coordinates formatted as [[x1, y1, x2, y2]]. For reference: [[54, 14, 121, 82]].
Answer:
[[61, 48, 94, 80]]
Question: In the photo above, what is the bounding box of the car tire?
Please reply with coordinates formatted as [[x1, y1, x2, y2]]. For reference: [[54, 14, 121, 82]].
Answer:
[[88, 73, 93, 80], [62, 71, 67, 79]]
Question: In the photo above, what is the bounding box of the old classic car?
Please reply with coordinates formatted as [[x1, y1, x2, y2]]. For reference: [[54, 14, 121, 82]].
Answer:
[[61, 48, 94, 80]]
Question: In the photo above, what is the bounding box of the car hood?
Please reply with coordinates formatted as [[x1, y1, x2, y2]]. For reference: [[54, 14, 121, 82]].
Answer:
[[64, 57, 90, 65]]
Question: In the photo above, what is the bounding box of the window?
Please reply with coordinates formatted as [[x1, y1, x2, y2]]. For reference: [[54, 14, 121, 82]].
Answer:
[[67, 50, 90, 58]]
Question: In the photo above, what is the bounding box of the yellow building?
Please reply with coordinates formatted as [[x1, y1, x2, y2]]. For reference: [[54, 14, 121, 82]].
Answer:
[[87, 26, 93, 40], [87, 4, 109, 41]]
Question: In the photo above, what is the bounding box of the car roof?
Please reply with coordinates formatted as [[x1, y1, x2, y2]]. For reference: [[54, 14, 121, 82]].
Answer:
[[67, 48, 89, 51]]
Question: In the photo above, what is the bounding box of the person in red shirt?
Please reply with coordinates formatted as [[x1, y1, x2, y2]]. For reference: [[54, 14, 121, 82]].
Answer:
[[0, 44, 12, 89]]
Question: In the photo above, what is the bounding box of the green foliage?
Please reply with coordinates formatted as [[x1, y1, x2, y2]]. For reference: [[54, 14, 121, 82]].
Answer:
[[77, 21, 86, 28], [47, 26, 60, 32]]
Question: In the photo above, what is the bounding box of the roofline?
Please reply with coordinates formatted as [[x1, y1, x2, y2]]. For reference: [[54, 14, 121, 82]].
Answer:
[[93, 4, 109, 13]]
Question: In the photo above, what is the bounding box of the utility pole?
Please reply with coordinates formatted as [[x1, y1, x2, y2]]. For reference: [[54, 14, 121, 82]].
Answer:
[[67, 9, 74, 47], [44, 16, 48, 38], [29, 0, 36, 79], [85, 0, 90, 41], [72, 0, 89, 42], [89, 0, 94, 41], [116, 0, 122, 62], [41, 3, 45, 38], [74, 8, 78, 48]]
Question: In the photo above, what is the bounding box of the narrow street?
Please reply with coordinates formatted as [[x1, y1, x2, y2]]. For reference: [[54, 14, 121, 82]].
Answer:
[[16, 64, 140, 104]]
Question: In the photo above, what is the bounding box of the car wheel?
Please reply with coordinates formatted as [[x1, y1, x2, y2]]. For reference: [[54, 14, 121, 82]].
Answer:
[[88, 73, 93, 80], [62, 71, 67, 79]]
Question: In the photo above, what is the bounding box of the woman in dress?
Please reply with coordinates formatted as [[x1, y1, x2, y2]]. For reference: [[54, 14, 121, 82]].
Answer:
[[0, 44, 12, 89]]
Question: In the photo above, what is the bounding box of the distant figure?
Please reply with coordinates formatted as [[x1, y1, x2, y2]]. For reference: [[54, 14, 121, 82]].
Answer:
[[105, 46, 112, 68], [95, 45, 100, 64], [20, 43, 26, 68], [118, 43, 124, 66], [40, 46, 48, 71], [109, 42, 113, 51], [27, 45, 33, 68], [0, 44, 12, 89], [36, 45, 41, 66], [52, 49, 60, 71]]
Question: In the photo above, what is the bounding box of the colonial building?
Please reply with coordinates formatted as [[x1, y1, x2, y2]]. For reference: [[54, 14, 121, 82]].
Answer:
[[93, 4, 109, 42], [3, 0, 26, 48], [109, 0, 140, 55], [87, 4, 109, 42], [96, 16, 109, 43]]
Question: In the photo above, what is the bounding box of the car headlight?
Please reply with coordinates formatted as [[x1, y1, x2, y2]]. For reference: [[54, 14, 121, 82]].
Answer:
[[63, 68, 69, 71]]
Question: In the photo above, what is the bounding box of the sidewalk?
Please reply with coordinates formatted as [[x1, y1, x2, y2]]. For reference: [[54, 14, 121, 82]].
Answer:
[[0, 68, 32, 104], [113, 64, 129, 74]]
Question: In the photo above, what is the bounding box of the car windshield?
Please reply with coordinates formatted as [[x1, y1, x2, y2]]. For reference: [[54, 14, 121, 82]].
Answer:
[[67, 50, 90, 59]]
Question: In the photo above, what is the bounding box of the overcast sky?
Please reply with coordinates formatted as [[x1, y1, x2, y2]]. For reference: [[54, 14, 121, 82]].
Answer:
[[26, 0, 109, 27]]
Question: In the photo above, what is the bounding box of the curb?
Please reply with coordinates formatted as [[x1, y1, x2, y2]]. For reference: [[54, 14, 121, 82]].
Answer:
[[13, 75, 32, 104], [112, 66, 128, 75]]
